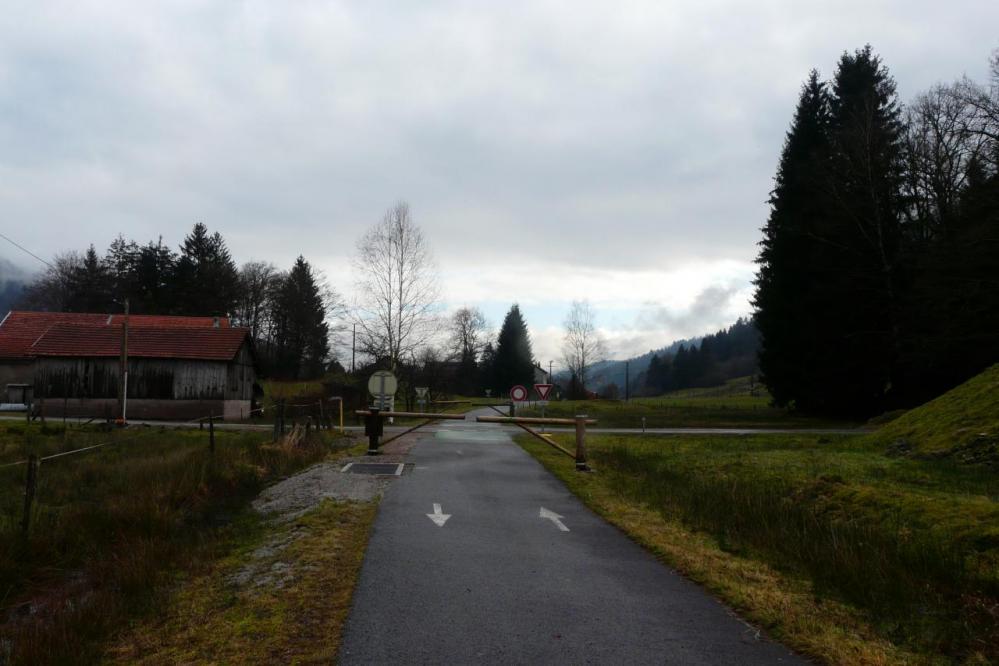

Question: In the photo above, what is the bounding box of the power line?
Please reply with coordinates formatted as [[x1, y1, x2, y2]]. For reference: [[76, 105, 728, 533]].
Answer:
[[0, 231, 55, 270]]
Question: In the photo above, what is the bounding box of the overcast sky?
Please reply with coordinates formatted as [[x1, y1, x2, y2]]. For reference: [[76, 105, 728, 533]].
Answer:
[[1, 1, 996, 365]]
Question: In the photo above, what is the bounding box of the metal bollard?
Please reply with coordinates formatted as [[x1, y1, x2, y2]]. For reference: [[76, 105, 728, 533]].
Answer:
[[574, 414, 590, 472], [365, 408, 383, 455]]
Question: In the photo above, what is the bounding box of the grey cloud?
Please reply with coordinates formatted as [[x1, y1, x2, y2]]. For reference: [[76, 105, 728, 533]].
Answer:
[[1, 1, 997, 298], [635, 285, 741, 339]]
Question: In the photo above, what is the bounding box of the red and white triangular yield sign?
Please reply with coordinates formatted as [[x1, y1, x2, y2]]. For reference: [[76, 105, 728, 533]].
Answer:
[[534, 383, 553, 401]]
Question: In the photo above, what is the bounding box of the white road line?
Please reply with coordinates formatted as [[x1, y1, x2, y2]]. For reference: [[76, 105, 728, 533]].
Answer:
[[427, 503, 452, 527], [540, 507, 570, 532]]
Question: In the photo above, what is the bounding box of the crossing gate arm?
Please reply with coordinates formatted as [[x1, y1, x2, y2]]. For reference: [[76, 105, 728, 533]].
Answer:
[[475, 415, 594, 462], [354, 410, 466, 420], [475, 416, 597, 426]]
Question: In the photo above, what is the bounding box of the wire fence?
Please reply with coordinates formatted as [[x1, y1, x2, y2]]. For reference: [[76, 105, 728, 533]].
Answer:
[[4, 396, 346, 538]]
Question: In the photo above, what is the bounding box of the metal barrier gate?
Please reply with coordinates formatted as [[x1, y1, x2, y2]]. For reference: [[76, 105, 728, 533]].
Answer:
[[356, 406, 596, 471]]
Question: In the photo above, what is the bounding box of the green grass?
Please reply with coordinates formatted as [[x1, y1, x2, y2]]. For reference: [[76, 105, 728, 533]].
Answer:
[[519, 375, 854, 428], [0, 421, 355, 665], [519, 378, 852, 428], [517, 431, 999, 664], [866, 363, 999, 462]]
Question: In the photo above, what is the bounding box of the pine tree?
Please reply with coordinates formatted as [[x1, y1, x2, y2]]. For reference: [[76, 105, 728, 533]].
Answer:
[[131, 239, 177, 314], [754, 70, 832, 410], [66, 245, 112, 312], [491, 304, 535, 394], [816, 45, 905, 415], [270, 256, 329, 379], [478, 342, 497, 396], [173, 223, 240, 316], [756, 48, 906, 417]]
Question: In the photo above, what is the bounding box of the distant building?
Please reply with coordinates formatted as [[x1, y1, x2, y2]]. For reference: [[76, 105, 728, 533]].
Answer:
[[0, 311, 252, 420], [533, 364, 550, 385]]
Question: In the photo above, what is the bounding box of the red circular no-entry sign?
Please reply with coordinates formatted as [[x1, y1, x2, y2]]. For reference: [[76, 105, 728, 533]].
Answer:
[[509, 385, 528, 401]]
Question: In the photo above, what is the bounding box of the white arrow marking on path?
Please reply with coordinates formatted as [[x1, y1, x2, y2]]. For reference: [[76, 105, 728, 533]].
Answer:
[[540, 507, 570, 532], [427, 503, 451, 527]]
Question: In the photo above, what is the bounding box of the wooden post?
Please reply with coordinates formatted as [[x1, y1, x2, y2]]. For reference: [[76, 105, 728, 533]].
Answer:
[[21, 454, 39, 537], [208, 411, 215, 454], [318, 400, 325, 431], [339, 399, 344, 433], [118, 298, 129, 425], [306, 416, 312, 435], [574, 414, 590, 472]]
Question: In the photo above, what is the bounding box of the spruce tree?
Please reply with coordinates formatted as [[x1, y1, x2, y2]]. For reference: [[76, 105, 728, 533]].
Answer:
[[817, 46, 905, 415], [173, 223, 240, 316], [491, 304, 535, 394], [754, 70, 831, 410], [66, 245, 112, 312], [270, 256, 330, 379]]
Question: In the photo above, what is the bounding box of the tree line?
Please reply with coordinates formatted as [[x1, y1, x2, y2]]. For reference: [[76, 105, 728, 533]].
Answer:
[[755, 46, 999, 417], [17, 223, 335, 380], [641, 318, 758, 395]]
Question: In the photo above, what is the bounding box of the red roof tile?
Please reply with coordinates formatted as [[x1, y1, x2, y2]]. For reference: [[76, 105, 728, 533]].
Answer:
[[31, 324, 249, 361], [0, 311, 231, 360]]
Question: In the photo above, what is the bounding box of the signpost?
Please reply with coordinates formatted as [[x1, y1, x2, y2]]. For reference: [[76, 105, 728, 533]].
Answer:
[[415, 386, 428, 412], [534, 383, 553, 423], [509, 385, 528, 418], [368, 371, 398, 422]]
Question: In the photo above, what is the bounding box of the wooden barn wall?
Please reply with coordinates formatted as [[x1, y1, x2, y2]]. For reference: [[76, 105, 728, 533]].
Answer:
[[225, 344, 255, 400], [34, 357, 243, 400]]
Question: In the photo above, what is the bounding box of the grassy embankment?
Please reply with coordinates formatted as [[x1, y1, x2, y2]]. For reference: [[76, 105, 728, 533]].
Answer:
[[0, 421, 374, 664], [519, 376, 854, 428], [516, 365, 999, 665]]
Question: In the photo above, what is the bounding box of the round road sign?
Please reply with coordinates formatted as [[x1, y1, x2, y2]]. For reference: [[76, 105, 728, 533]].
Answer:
[[368, 370, 398, 397], [509, 385, 528, 401]]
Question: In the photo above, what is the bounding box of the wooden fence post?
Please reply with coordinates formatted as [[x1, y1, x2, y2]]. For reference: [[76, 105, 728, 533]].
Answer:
[[21, 454, 39, 537], [574, 415, 590, 472], [208, 411, 215, 454]]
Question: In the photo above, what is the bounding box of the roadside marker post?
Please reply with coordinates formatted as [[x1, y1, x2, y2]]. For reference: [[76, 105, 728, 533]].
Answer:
[[575, 414, 590, 472]]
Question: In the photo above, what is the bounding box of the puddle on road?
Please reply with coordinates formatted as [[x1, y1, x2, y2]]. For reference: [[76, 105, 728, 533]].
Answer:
[[435, 429, 509, 443]]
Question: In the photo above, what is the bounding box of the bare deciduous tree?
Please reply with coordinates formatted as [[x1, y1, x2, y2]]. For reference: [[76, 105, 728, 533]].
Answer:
[[234, 261, 280, 340], [353, 202, 440, 369], [17, 252, 82, 311], [561, 300, 606, 394], [448, 306, 488, 363]]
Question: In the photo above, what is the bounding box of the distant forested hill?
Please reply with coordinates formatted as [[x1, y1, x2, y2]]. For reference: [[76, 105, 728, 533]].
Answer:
[[0, 258, 30, 315], [582, 318, 759, 396]]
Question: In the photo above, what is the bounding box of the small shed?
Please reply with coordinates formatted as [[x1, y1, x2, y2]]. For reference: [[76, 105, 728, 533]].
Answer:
[[31, 324, 255, 421]]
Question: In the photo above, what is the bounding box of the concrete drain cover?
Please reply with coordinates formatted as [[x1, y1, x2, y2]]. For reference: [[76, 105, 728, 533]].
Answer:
[[341, 462, 405, 476]]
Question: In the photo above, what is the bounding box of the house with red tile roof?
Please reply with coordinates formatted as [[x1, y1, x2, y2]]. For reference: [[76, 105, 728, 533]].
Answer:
[[0, 311, 254, 420]]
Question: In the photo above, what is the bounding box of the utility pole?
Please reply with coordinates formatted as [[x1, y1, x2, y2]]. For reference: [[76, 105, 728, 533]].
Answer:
[[625, 360, 630, 402], [117, 298, 129, 425], [351, 323, 356, 374], [548, 360, 553, 383]]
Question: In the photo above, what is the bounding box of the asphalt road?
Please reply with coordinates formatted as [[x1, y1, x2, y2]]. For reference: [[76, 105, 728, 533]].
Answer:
[[338, 410, 804, 665]]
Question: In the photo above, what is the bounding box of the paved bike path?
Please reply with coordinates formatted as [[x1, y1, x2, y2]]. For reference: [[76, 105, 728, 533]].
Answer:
[[338, 414, 803, 665]]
